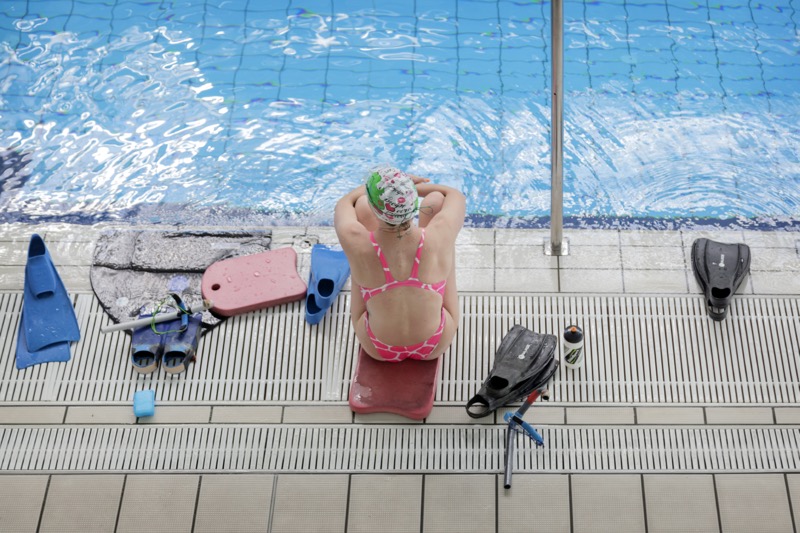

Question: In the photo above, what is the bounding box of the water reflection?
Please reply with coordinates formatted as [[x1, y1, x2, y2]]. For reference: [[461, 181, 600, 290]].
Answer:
[[0, 3, 797, 227]]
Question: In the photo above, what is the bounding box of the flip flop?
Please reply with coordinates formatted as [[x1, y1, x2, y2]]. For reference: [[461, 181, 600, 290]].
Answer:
[[305, 244, 350, 325]]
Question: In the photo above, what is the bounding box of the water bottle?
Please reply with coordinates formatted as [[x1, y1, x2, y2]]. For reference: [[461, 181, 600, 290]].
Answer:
[[562, 325, 585, 369]]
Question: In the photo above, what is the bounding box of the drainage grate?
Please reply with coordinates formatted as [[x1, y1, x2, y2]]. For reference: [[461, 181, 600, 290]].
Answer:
[[1, 425, 798, 473], [1, 293, 798, 405]]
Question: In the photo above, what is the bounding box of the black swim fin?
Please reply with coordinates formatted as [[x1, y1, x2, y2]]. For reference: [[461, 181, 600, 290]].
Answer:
[[466, 325, 559, 419], [691, 238, 751, 321]]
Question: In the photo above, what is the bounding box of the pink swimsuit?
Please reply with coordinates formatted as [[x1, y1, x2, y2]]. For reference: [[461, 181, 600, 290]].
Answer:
[[360, 229, 447, 362]]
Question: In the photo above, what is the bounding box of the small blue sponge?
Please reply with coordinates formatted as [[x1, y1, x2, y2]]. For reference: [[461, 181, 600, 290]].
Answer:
[[133, 390, 156, 417]]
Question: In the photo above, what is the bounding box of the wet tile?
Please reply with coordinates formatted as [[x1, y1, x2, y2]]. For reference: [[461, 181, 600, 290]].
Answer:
[[43, 225, 104, 243], [681, 230, 746, 245], [495, 229, 549, 246], [458, 268, 495, 291], [750, 271, 800, 295], [560, 270, 623, 293], [457, 228, 494, 245], [271, 227, 302, 246], [644, 475, 719, 533], [46, 240, 96, 266], [194, 474, 273, 533], [559, 245, 622, 270], [0, 475, 48, 533], [623, 270, 689, 293], [271, 474, 348, 533], [0, 224, 40, 243], [498, 474, 570, 533], [619, 230, 682, 246], [621, 246, 685, 270], [40, 475, 124, 533], [0, 240, 28, 265], [305, 226, 338, 244], [348, 475, 422, 533], [456, 244, 494, 269], [565, 229, 620, 246], [716, 474, 793, 533], [496, 244, 559, 269], [118, 475, 199, 533], [743, 230, 800, 247], [0, 266, 24, 289], [424, 474, 495, 533], [572, 474, 645, 533], [59, 265, 92, 292], [496, 268, 559, 292], [749, 246, 800, 272]]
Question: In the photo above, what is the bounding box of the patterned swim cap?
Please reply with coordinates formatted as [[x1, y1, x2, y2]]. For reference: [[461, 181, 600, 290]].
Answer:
[[364, 165, 419, 225]]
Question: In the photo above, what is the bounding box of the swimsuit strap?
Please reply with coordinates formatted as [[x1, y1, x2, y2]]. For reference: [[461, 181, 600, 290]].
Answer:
[[369, 229, 426, 282], [409, 228, 425, 279], [369, 231, 394, 284]]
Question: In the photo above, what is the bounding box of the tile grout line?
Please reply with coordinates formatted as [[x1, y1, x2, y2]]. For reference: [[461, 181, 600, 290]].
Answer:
[[266, 475, 279, 533], [113, 475, 127, 533], [640, 474, 649, 533], [494, 473, 499, 533], [785, 473, 797, 533], [419, 474, 426, 533], [712, 474, 724, 533], [343, 473, 352, 533], [568, 474, 574, 533], [36, 474, 53, 533], [190, 475, 203, 533]]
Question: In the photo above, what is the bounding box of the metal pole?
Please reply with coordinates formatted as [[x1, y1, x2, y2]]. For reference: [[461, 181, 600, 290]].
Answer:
[[503, 427, 516, 489], [546, 0, 569, 256]]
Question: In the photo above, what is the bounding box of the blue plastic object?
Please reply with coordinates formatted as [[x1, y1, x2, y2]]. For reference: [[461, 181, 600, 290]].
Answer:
[[133, 390, 156, 417], [305, 244, 350, 325], [503, 411, 544, 446], [16, 234, 81, 369]]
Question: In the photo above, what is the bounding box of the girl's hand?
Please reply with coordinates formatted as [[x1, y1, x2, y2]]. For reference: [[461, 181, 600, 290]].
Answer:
[[407, 173, 430, 185]]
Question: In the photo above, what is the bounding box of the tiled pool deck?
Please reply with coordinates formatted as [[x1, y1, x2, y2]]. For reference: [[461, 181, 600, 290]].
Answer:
[[1, 223, 800, 533]]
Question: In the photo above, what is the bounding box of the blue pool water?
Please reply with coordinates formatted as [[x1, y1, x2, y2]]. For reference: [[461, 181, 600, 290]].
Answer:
[[0, 0, 798, 228]]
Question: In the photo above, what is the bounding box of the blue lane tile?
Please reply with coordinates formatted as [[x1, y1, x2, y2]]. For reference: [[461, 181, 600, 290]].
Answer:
[[750, 3, 794, 25]]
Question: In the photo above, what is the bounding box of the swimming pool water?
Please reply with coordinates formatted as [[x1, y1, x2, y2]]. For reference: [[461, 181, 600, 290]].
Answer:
[[0, 0, 798, 228]]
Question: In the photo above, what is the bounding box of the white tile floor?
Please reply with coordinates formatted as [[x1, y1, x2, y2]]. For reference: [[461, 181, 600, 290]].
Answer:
[[1, 223, 799, 532]]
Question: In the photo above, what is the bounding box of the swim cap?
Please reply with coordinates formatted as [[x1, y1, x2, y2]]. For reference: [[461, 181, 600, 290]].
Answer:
[[364, 165, 419, 225]]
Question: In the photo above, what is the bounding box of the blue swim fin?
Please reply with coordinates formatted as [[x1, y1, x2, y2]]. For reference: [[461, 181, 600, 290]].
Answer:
[[15, 309, 72, 370], [130, 314, 167, 374], [305, 244, 350, 325], [162, 313, 202, 374], [15, 234, 80, 368]]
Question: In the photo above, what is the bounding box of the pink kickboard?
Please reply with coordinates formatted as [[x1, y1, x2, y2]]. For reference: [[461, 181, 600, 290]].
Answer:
[[201, 248, 307, 317], [348, 347, 441, 420]]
